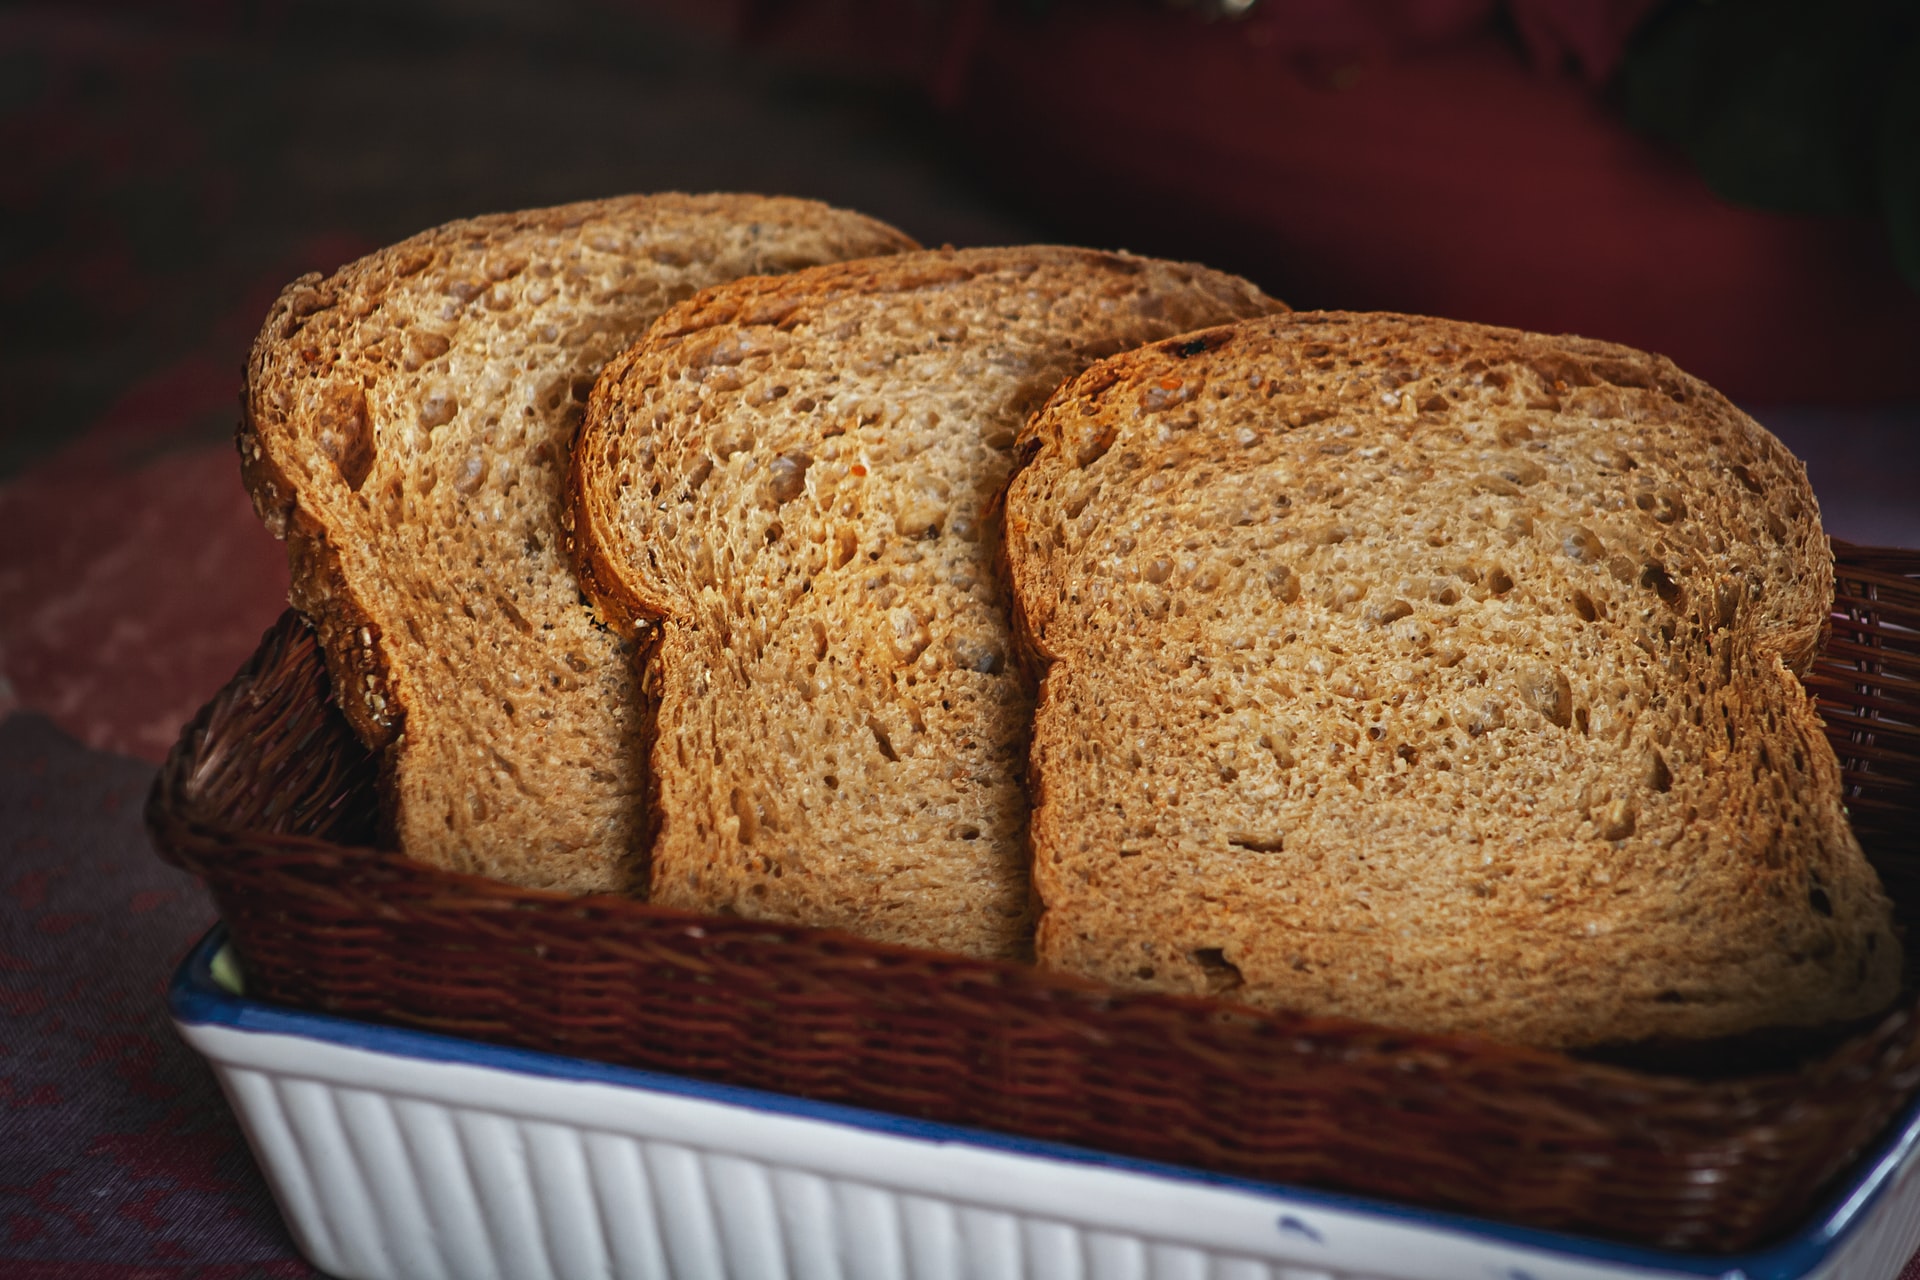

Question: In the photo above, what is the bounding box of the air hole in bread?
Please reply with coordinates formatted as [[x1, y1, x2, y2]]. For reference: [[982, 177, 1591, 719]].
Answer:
[[1167, 334, 1222, 359], [316, 390, 377, 491], [830, 528, 857, 569], [1596, 798, 1636, 840], [1366, 598, 1413, 627], [683, 456, 714, 500], [731, 787, 759, 843], [1228, 832, 1286, 853], [1554, 527, 1604, 572], [768, 450, 812, 504], [1190, 948, 1244, 995], [1641, 561, 1683, 605], [1500, 458, 1547, 488]]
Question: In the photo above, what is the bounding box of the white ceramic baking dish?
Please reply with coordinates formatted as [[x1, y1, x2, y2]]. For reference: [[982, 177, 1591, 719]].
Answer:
[[170, 927, 1920, 1280]]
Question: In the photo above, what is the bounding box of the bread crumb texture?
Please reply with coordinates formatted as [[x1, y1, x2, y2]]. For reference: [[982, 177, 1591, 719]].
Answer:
[[1006, 311, 1901, 1048], [240, 193, 917, 893], [573, 246, 1280, 957]]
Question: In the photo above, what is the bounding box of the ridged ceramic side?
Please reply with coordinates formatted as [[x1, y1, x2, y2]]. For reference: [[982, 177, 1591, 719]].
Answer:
[[211, 1060, 1333, 1280], [170, 936, 1920, 1280]]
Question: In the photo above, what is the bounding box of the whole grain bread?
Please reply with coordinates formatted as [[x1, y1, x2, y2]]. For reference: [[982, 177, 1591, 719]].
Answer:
[[1005, 310, 1901, 1048], [569, 246, 1282, 957], [240, 193, 917, 893]]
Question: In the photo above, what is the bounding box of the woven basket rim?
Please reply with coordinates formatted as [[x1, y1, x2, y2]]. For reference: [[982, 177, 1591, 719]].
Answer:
[[156, 700, 1916, 1099]]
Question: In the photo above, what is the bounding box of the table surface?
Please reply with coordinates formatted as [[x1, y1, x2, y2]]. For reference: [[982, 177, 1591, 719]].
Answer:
[[3, 3, 1918, 1276]]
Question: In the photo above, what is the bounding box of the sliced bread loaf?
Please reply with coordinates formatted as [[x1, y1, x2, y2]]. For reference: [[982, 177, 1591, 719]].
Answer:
[[1005, 310, 1900, 1048], [240, 194, 916, 893], [569, 246, 1282, 957]]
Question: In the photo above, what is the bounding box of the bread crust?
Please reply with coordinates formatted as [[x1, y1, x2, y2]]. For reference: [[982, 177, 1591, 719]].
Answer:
[[241, 193, 917, 893], [1006, 310, 1900, 1048], [570, 245, 1282, 957]]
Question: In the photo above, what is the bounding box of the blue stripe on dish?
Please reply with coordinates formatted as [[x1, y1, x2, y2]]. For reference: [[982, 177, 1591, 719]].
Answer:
[[170, 925, 1920, 1280]]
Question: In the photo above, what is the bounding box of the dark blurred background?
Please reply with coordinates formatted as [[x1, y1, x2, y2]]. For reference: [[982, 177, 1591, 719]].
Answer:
[[2, 0, 1041, 480], [10, 0, 1920, 440]]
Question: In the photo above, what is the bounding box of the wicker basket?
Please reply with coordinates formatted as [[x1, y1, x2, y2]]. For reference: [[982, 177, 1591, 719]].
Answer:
[[148, 543, 1920, 1254]]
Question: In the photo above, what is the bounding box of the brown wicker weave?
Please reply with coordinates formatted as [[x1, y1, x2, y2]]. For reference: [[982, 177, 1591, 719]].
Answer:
[[148, 543, 1920, 1254]]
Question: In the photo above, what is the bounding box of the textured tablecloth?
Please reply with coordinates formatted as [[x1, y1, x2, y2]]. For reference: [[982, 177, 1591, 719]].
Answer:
[[0, 713, 318, 1279]]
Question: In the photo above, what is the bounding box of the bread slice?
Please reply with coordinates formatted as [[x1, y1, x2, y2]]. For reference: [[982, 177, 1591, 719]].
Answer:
[[569, 246, 1282, 957], [1005, 310, 1901, 1048], [239, 194, 917, 893]]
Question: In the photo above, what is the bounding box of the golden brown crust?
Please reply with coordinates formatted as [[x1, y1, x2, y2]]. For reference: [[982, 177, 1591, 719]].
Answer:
[[561, 343, 662, 644], [241, 272, 403, 753], [1007, 309, 1895, 1049], [284, 515, 399, 750], [239, 193, 917, 893], [571, 244, 1283, 957]]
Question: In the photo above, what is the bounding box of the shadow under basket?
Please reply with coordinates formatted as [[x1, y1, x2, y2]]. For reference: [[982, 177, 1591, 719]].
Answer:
[[148, 542, 1920, 1255]]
